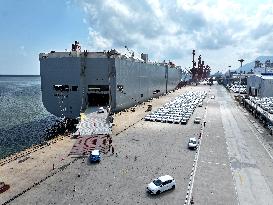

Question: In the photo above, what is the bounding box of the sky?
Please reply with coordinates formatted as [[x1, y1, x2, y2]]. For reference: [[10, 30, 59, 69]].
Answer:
[[1, 0, 273, 75]]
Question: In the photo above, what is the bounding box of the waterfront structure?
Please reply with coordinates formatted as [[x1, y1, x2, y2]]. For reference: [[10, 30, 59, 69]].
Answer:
[[39, 42, 182, 119], [247, 73, 273, 97]]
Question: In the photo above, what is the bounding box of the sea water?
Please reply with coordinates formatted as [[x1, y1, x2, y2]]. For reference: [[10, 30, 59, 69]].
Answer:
[[0, 76, 58, 159]]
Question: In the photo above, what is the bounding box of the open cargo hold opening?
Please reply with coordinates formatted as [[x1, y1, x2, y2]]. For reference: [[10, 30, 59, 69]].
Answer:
[[87, 93, 109, 106], [87, 85, 110, 106]]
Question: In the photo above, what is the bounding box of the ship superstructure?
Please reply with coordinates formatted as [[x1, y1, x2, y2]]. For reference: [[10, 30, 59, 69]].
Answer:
[[39, 41, 182, 119]]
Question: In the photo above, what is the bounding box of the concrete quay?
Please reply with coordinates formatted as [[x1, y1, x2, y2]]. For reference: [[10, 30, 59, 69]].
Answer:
[[1, 85, 273, 205]]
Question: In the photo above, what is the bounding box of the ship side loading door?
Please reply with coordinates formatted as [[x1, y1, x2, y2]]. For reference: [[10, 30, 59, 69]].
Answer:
[[87, 85, 109, 106]]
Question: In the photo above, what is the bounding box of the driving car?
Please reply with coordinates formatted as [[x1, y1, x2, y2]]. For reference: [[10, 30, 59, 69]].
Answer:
[[188, 137, 197, 149], [147, 175, 176, 195], [98, 107, 104, 113], [89, 150, 101, 163], [194, 117, 201, 124]]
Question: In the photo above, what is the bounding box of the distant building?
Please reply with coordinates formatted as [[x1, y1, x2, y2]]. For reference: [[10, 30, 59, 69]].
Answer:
[[254, 60, 273, 74], [223, 73, 252, 86], [247, 73, 273, 97]]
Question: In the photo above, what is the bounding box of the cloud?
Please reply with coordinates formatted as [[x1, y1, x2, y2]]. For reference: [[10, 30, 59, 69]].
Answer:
[[76, 0, 273, 71], [87, 28, 113, 50], [249, 3, 273, 40]]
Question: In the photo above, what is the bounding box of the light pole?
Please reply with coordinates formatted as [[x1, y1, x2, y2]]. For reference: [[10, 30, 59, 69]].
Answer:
[[238, 59, 244, 98], [192, 50, 196, 83], [228, 65, 231, 85]]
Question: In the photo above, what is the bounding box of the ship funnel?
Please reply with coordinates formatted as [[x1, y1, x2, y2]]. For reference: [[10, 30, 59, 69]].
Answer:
[[141, 53, 148, 63]]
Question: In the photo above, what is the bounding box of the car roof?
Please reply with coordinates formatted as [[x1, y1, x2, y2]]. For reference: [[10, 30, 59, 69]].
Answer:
[[189, 137, 196, 141], [158, 175, 174, 182], [92, 150, 100, 155]]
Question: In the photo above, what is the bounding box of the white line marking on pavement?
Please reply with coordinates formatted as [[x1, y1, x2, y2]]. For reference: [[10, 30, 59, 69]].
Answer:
[[185, 96, 209, 205], [200, 160, 226, 166]]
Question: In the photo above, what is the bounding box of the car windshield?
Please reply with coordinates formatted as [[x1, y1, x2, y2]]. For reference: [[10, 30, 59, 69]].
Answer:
[[153, 179, 162, 186], [190, 140, 196, 144]]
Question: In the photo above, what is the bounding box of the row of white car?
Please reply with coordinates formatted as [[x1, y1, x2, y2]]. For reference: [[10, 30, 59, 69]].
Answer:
[[249, 96, 273, 114], [144, 91, 207, 124]]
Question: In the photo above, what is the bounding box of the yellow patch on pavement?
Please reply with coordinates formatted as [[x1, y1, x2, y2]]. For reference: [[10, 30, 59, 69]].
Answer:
[[80, 113, 86, 120], [239, 174, 243, 185]]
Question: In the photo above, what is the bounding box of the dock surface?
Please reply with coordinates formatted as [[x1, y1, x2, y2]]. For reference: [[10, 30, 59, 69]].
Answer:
[[1, 85, 273, 205]]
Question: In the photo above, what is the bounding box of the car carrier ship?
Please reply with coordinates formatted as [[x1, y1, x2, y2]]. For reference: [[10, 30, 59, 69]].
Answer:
[[39, 41, 182, 119]]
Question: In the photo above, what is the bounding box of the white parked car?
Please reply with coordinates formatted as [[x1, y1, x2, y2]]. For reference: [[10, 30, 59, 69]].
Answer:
[[150, 115, 157, 122], [161, 116, 168, 123], [173, 117, 182, 124], [147, 175, 176, 195], [144, 115, 151, 121], [188, 137, 197, 149], [167, 117, 174, 123], [156, 116, 162, 122], [181, 118, 188, 124]]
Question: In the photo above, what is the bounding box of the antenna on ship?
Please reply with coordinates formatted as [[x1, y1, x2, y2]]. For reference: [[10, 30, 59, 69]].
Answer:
[[125, 45, 134, 58]]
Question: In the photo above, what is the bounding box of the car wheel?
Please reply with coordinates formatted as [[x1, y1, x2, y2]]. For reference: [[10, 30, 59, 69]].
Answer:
[[172, 185, 175, 189], [156, 190, 160, 195]]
